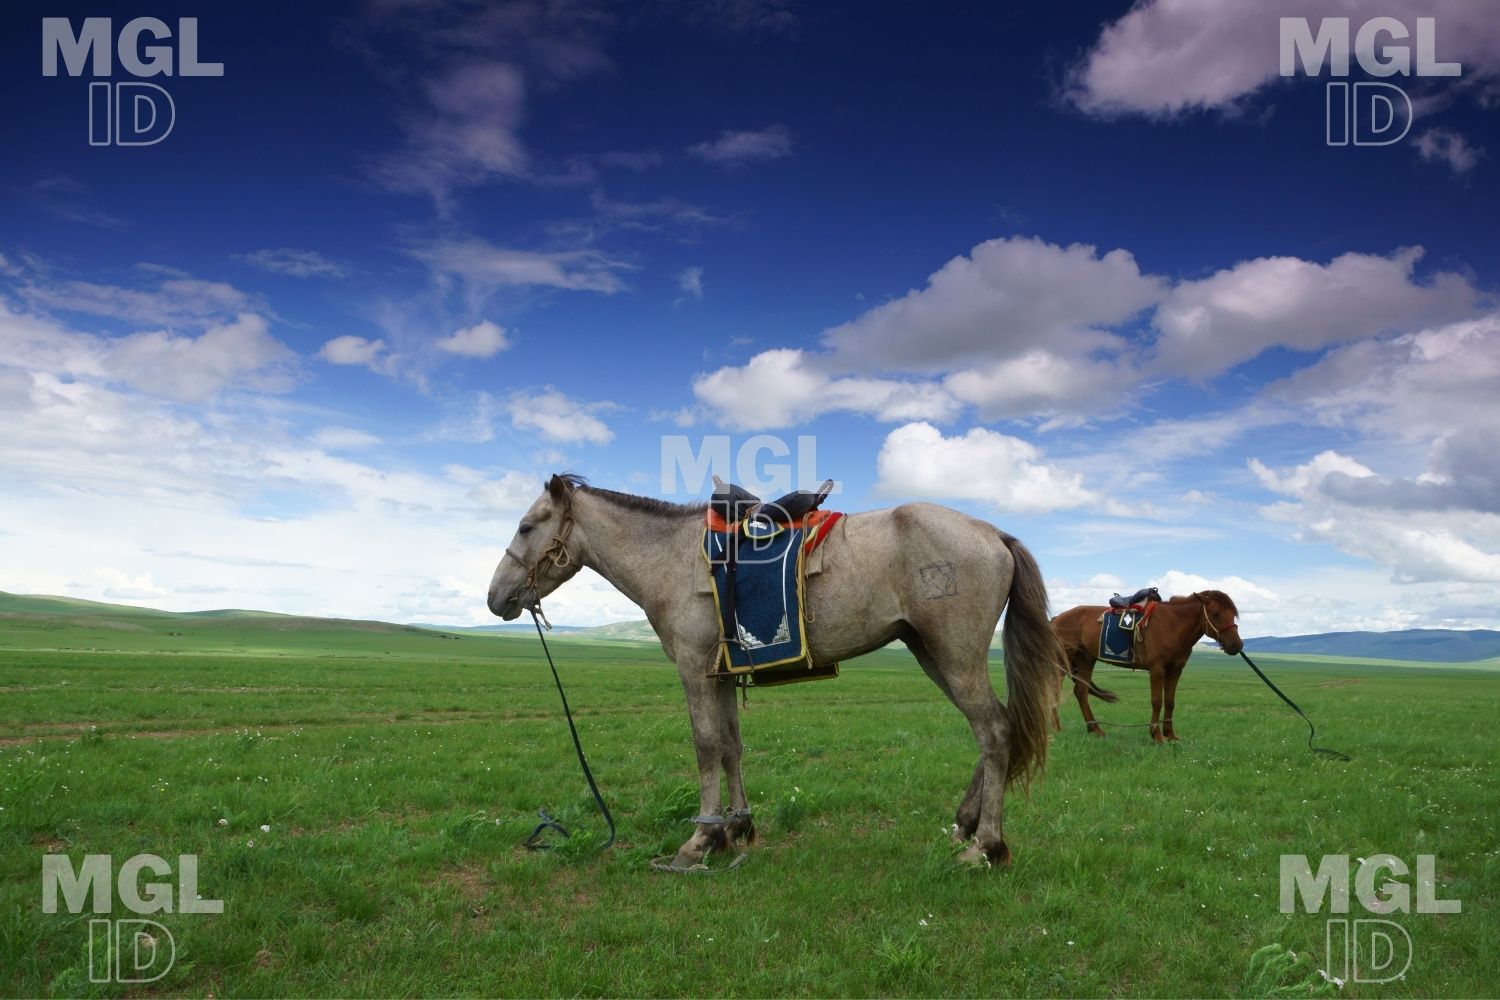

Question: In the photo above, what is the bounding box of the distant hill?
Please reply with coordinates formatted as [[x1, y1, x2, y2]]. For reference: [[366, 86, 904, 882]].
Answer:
[[0, 590, 478, 658], [1245, 629, 1500, 663]]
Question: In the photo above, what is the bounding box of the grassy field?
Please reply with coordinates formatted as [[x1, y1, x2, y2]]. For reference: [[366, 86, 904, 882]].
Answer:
[[1, 615, 1496, 997]]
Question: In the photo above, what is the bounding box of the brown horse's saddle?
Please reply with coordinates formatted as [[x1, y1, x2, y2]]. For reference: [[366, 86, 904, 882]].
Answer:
[[1109, 586, 1161, 610]]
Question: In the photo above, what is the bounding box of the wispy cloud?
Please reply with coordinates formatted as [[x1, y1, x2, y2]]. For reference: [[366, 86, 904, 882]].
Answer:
[[1416, 127, 1486, 175], [235, 248, 352, 279], [689, 124, 794, 165]]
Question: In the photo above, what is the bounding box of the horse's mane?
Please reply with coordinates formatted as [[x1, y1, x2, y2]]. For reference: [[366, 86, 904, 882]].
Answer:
[[555, 473, 707, 519], [1168, 590, 1238, 615]]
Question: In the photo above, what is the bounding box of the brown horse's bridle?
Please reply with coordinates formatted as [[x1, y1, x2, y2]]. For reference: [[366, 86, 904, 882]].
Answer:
[[504, 493, 576, 626], [1196, 593, 1229, 645]]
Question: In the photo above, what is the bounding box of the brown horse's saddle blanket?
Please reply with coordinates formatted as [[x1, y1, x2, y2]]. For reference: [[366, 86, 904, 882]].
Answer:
[[1109, 586, 1161, 610]]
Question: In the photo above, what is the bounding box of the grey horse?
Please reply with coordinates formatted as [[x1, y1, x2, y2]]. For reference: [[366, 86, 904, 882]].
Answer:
[[487, 474, 1063, 867]]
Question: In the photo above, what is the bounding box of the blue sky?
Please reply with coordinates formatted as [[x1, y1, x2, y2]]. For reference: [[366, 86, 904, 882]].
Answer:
[[2, 0, 1497, 633]]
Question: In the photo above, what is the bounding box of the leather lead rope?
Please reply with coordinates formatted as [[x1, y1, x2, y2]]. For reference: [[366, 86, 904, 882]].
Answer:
[[522, 607, 617, 851], [1238, 650, 1351, 761]]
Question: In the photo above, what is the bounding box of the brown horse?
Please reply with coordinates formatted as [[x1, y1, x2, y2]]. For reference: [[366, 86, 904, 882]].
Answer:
[[1050, 591, 1243, 742]]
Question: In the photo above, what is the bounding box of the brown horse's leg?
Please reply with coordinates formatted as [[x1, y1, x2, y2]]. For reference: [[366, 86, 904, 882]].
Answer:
[[1148, 665, 1166, 743], [1162, 662, 1185, 742], [1073, 657, 1106, 737]]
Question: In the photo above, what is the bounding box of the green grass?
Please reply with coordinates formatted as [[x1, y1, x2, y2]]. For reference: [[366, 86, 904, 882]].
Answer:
[[1, 621, 1496, 997]]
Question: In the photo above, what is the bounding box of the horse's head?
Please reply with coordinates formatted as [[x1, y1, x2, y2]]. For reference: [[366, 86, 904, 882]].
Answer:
[[486, 473, 585, 620], [1196, 590, 1243, 655]]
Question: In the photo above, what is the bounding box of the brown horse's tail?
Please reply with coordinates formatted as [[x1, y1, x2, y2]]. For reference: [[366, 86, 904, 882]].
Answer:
[[998, 533, 1065, 791]]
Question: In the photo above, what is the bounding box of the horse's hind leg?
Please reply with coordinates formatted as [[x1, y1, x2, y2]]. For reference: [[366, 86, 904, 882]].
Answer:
[[1072, 656, 1106, 737], [907, 635, 983, 842]]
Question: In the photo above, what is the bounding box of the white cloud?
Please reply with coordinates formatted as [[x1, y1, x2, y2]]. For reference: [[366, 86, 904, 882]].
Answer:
[[1152, 247, 1484, 378], [507, 388, 616, 445], [436, 319, 510, 358], [235, 248, 351, 279], [21, 275, 262, 327], [1066, 0, 1500, 118], [1270, 312, 1500, 443], [408, 236, 632, 296], [944, 352, 1135, 423], [874, 422, 1107, 515], [312, 427, 381, 451], [677, 266, 704, 301], [1251, 450, 1500, 583], [825, 236, 1160, 372], [102, 314, 296, 403], [318, 335, 390, 370], [1416, 127, 1486, 174], [372, 62, 529, 197], [693, 348, 960, 430], [688, 124, 794, 165], [0, 299, 294, 404]]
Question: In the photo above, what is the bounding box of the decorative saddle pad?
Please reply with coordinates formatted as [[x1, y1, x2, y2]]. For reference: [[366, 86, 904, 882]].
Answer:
[[1097, 600, 1157, 666], [702, 511, 843, 686]]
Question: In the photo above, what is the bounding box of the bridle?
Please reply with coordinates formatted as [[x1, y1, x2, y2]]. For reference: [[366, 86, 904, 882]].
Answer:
[[1195, 592, 1236, 647], [503, 493, 576, 629]]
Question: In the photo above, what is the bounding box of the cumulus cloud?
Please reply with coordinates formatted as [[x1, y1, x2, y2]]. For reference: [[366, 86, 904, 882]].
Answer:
[[507, 388, 616, 445], [693, 348, 960, 430], [436, 319, 510, 358], [688, 124, 794, 165], [103, 314, 295, 403], [0, 299, 294, 403], [1152, 247, 1484, 378], [824, 236, 1160, 372], [318, 335, 390, 370], [1251, 450, 1500, 583], [1066, 0, 1500, 118], [1269, 312, 1500, 442], [874, 422, 1108, 515]]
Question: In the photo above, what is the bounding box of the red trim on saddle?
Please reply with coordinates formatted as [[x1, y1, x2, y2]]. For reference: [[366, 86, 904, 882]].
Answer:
[[704, 507, 843, 552]]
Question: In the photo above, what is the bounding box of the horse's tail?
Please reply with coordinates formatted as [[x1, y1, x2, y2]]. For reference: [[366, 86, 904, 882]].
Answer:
[[998, 533, 1065, 791], [1071, 669, 1120, 704]]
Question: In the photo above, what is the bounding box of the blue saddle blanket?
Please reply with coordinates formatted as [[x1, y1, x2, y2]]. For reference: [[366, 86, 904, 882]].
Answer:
[[1098, 609, 1139, 665], [703, 522, 809, 673]]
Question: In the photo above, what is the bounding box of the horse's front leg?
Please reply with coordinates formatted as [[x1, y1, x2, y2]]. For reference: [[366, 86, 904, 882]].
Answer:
[[1148, 666, 1166, 743], [669, 662, 733, 868], [1162, 662, 1185, 742], [715, 678, 755, 846]]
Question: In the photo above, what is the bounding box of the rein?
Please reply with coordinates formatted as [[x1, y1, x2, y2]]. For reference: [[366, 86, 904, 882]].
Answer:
[[1237, 649, 1351, 761], [512, 498, 616, 852], [521, 606, 617, 851]]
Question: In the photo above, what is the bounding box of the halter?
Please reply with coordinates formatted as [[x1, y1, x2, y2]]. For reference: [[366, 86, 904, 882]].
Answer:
[[503, 493, 576, 629], [1196, 592, 1232, 645]]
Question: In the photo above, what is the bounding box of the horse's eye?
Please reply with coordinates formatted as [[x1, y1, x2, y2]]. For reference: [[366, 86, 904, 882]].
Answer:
[[518, 524, 534, 536]]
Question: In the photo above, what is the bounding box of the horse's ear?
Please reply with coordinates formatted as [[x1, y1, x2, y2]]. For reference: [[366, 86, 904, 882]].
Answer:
[[547, 474, 572, 503]]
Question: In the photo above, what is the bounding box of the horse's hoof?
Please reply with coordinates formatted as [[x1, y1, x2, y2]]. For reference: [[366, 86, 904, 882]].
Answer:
[[958, 842, 1011, 868], [1088, 726, 1106, 738]]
